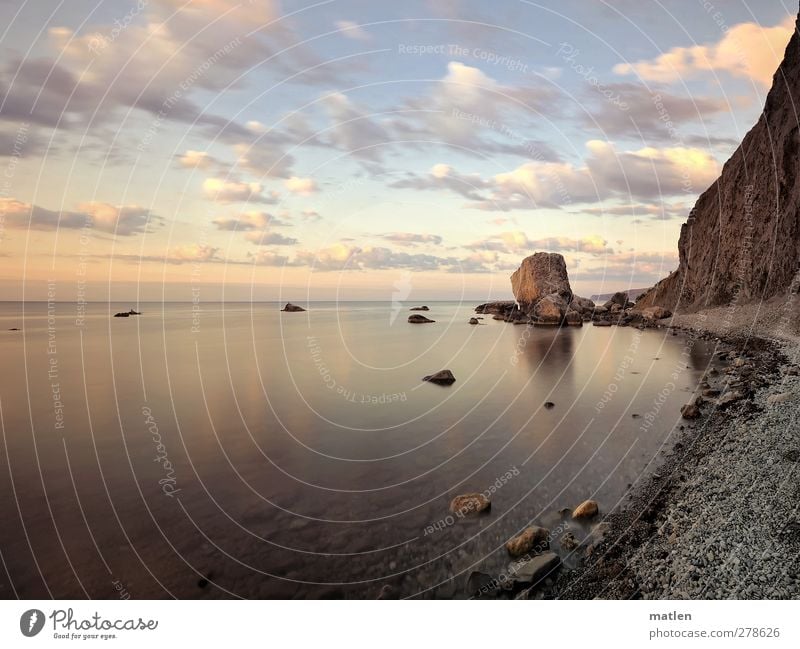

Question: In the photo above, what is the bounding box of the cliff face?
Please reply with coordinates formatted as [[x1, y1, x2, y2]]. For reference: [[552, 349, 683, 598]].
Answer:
[[638, 9, 800, 312]]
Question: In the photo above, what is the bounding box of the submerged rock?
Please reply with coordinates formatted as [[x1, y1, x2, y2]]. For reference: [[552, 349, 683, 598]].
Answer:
[[422, 369, 456, 385], [468, 317, 480, 325], [113, 312, 130, 318], [281, 302, 306, 312], [509, 551, 560, 584], [409, 305, 430, 311], [449, 493, 490, 516], [572, 499, 599, 520], [408, 314, 435, 323], [505, 526, 550, 558]]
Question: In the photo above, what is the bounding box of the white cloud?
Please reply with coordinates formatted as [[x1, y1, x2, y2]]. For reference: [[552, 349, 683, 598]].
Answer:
[[335, 20, 371, 41], [284, 176, 318, 194], [203, 178, 280, 203], [613, 15, 794, 86]]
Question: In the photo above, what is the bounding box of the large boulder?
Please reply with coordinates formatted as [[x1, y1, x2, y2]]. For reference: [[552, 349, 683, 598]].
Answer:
[[474, 300, 515, 315], [511, 252, 573, 314], [509, 552, 560, 585], [603, 292, 630, 310], [570, 296, 596, 314], [642, 305, 672, 320]]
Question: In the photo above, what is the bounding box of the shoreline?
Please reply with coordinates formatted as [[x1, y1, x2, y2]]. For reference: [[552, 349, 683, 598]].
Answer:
[[554, 316, 799, 599]]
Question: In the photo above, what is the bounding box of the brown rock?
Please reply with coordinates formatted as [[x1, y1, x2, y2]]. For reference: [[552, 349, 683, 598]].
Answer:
[[281, 302, 306, 312], [680, 403, 701, 419], [468, 317, 480, 325], [533, 294, 568, 323], [409, 306, 429, 311], [408, 314, 435, 323], [509, 551, 560, 584], [559, 532, 579, 551], [449, 493, 490, 516], [642, 305, 672, 320], [572, 499, 599, 520], [505, 526, 550, 557], [510, 252, 573, 313]]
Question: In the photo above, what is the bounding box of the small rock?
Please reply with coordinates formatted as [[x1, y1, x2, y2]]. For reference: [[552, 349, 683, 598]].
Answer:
[[680, 403, 701, 419], [544, 401, 555, 409], [449, 493, 490, 516], [767, 392, 791, 404], [468, 317, 480, 325], [408, 314, 435, 323], [559, 532, 579, 551], [572, 499, 599, 520], [409, 306, 429, 311], [281, 302, 306, 312], [422, 369, 456, 385]]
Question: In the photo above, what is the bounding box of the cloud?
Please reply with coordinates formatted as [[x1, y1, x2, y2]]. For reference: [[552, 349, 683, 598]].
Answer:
[[613, 15, 794, 86], [577, 201, 689, 220], [380, 232, 444, 246], [0, 198, 156, 235], [570, 250, 680, 285], [244, 231, 298, 246], [212, 210, 287, 231], [203, 178, 280, 203], [170, 243, 220, 263], [335, 20, 371, 41], [584, 83, 728, 139], [394, 140, 720, 210], [467, 232, 613, 255], [284, 176, 318, 194], [178, 150, 215, 169]]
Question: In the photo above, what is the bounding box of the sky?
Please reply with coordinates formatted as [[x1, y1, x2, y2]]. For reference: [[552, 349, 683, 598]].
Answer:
[[0, 0, 797, 302]]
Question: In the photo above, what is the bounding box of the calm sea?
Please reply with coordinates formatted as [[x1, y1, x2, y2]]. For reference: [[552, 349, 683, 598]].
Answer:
[[0, 301, 716, 598]]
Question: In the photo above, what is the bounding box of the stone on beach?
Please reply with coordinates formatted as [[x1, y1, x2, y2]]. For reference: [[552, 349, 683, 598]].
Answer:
[[642, 306, 671, 320], [572, 499, 599, 520], [680, 403, 701, 419], [505, 526, 550, 558], [449, 493, 490, 516], [469, 317, 480, 325]]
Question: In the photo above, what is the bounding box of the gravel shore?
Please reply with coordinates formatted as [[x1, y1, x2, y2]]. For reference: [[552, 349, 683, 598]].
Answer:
[[555, 299, 800, 599]]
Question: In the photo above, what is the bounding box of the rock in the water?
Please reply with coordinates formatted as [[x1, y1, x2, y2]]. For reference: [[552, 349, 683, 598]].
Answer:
[[569, 296, 596, 314], [509, 551, 560, 584], [282, 302, 306, 312], [572, 499, 599, 520], [560, 532, 579, 551], [592, 320, 612, 327], [642, 305, 671, 320], [466, 571, 496, 597], [422, 369, 456, 385], [474, 300, 515, 315], [408, 314, 435, 323], [533, 294, 568, 323], [511, 252, 573, 314], [564, 310, 583, 326], [544, 401, 555, 409], [468, 317, 480, 325], [449, 493, 490, 515], [409, 306, 429, 311], [113, 312, 130, 318], [505, 526, 550, 557], [680, 403, 701, 419]]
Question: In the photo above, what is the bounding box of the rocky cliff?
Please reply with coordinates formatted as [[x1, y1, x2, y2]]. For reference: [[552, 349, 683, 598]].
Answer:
[[638, 8, 800, 312]]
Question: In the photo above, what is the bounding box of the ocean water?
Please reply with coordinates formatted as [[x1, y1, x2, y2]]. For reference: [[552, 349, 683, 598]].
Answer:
[[0, 301, 717, 598]]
